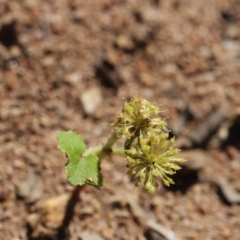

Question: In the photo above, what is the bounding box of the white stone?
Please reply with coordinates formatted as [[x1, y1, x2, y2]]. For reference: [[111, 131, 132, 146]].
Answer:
[[80, 88, 102, 115]]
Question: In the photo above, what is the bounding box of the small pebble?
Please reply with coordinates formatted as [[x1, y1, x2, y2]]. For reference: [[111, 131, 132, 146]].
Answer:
[[17, 172, 43, 203], [80, 88, 102, 115]]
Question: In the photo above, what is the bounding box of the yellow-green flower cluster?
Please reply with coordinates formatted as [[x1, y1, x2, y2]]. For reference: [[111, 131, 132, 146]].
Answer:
[[112, 97, 167, 138], [126, 133, 185, 194], [112, 97, 186, 194]]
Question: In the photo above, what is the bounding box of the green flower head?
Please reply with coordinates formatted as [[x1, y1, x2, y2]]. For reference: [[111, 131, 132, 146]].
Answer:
[[112, 97, 167, 138], [126, 133, 185, 194]]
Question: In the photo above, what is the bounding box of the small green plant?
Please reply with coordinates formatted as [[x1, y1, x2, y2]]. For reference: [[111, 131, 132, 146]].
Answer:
[[57, 97, 185, 194]]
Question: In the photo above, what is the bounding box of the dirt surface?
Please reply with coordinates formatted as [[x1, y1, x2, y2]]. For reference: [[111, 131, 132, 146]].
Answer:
[[1, 0, 240, 240]]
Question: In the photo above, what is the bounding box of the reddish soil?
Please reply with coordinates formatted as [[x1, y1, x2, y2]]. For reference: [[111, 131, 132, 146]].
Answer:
[[1, 1, 240, 240]]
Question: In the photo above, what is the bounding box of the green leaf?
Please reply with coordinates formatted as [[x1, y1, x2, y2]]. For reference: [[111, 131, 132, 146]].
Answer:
[[57, 131, 103, 188]]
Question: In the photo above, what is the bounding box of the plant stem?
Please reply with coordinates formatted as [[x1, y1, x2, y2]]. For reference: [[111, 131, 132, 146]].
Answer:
[[111, 147, 125, 155], [83, 130, 123, 161]]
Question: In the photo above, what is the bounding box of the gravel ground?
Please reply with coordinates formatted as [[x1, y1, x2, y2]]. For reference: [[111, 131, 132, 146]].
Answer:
[[1, 0, 240, 240]]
